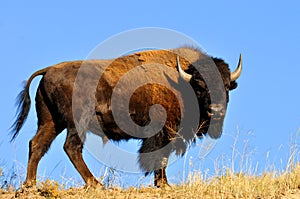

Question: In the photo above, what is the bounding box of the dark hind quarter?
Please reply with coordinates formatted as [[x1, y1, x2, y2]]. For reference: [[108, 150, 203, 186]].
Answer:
[[138, 131, 171, 187]]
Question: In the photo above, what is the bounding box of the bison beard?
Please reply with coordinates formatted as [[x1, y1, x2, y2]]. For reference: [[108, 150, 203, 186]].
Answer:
[[11, 47, 242, 188]]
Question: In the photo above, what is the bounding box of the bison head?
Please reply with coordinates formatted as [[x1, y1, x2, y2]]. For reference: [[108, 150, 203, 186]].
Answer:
[[177, 54, 242, 139]]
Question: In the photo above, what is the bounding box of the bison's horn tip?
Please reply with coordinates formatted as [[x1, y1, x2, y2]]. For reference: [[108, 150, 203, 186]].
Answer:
[[177, 56, 192, 82], [230, 54, 242, 81]]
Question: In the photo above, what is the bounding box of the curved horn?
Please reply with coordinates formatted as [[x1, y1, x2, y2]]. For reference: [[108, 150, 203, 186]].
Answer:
[[230, 54, 242, 82], [177, 56, 192, 82]]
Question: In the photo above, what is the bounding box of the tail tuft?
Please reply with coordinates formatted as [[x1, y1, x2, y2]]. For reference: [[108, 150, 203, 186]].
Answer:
[[10, 82, 31, 142]]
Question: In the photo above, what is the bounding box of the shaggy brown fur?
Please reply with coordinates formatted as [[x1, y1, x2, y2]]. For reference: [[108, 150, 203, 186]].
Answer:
[[11, 47, 240, 188]]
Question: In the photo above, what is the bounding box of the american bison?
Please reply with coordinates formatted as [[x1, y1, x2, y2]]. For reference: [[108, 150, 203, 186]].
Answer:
[[11, 47, 242, 187]]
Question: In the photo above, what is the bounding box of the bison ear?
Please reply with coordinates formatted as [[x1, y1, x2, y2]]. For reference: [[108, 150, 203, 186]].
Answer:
[[229, 81, 238, 90]]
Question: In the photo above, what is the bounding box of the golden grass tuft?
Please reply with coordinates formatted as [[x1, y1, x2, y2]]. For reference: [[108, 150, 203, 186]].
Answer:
[[37, 179, 62, 198]]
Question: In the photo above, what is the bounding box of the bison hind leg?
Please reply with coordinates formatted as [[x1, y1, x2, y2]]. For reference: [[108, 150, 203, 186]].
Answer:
[[23, 123, 62, 188], [63, 128, 100, 187]]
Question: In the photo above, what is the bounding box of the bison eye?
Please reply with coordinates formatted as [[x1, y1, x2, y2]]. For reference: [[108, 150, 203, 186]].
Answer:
[[194, 79, 206, 89]]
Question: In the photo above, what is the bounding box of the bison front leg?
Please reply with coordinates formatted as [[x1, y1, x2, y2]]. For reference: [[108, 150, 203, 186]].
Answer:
[[64, 128, 100, 187], [154, 163, 170, 188], [138, 132, 172, 188]]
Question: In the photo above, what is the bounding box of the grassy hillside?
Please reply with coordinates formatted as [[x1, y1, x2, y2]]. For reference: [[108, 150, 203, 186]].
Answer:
[[0, 163, 299, 198], [1, 132, 299, 198]]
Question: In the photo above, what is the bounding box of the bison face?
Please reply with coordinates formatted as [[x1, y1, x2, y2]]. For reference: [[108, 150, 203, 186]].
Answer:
[[177, 55, 242, 139]]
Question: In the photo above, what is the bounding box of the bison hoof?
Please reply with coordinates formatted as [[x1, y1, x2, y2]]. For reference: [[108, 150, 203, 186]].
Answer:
[[22, 180, 37, 189], [84, 180, 104, 190], [15, 183, 38, 198], [155, 180, 171, 188]]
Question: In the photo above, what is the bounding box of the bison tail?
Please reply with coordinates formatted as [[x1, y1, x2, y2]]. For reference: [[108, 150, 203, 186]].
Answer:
[[10, 67, 49, 142], [11, 83, 31, 141]]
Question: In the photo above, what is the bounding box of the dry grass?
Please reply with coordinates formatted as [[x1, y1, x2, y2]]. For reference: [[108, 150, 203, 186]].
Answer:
[[0, 163, 300, 199], [1, 131, 299, 198], [0, 163, 299, 198]]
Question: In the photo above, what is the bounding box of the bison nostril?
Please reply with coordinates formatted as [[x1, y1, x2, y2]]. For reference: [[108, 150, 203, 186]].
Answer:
[[208, 104, 225, 118], [209, 104, 224, 112]]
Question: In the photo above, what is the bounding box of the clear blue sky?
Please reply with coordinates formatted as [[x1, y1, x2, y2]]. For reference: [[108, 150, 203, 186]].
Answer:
[[1, 0, 300, 187]]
